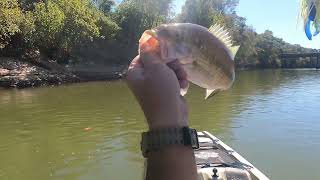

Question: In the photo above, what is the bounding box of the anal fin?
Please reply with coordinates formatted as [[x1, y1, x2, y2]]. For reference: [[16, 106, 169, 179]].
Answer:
[[180, 84, 189, 96], [205, 89, 220, 100]]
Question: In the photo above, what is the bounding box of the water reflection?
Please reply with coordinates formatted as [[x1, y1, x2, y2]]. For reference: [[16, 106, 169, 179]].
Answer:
[[0, 70, 319, 180]]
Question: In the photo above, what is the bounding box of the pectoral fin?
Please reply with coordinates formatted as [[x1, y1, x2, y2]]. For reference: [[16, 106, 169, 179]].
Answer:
[[180, 84, 189, 96], [205, 89, 220, 100]]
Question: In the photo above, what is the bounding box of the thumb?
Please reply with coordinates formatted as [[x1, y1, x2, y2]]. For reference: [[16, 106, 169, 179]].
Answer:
[[139, 42, 164, 69], [140, 50, 165, 70]]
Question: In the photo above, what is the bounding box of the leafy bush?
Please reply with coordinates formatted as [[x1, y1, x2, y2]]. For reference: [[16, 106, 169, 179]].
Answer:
[[55, 0, 100, 51], [20, 11, 36, 43], [0, 0, 317, 68], [98, 15, 120, 40], [114, 1, 165, 46], [0, 0, 24, 49], [94, 0, 115, 15], [31, 0, 119, 61], [33, 1, 65, 51]]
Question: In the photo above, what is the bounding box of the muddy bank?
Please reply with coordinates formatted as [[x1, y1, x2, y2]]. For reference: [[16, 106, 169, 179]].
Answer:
[[69, 64, 126, 81], [0, 57, 126, 88]]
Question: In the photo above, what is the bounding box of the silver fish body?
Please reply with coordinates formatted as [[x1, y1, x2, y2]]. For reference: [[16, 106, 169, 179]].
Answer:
[[141, 23, 239, 99]]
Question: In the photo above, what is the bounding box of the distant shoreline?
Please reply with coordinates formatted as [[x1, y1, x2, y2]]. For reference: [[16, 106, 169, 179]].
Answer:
[[0, 57, 126, 89], [1, 56, 319, 89]]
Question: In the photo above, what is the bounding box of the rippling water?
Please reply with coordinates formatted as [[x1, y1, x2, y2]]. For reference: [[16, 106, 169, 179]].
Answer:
[[0, 69, 319, 180]]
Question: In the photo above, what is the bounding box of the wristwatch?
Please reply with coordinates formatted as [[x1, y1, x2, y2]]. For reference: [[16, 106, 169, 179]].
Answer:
[[140, 127, 199, 158]]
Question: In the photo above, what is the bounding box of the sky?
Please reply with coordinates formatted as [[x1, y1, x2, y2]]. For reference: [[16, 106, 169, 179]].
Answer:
[[172, 0, 320, 49]]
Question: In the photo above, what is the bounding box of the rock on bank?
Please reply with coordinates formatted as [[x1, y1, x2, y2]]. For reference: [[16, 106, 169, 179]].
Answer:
[[0, 57, 81, 88]]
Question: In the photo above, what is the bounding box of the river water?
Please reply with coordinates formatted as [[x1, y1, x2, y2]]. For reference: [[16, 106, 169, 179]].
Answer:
[[0, 69, 319, 180]]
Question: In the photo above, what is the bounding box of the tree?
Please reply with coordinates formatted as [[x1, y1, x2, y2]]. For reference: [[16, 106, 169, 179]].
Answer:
[[99, 0, 114, 14], [0, 0, 317, 68], [31, 0, 119, 61], [114, 0, 171, 46], [0, 0, 24, 49], [132, 0, 173, 19], [32, 1, 65, 53], [177, 0, 239, 27], [0, 0, 35, 57], [112, 0, 148, 60], [91, 0, 115, 15]]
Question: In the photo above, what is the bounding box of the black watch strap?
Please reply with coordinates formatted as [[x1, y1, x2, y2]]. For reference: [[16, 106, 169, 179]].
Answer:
[[140, 127, 199, 158]]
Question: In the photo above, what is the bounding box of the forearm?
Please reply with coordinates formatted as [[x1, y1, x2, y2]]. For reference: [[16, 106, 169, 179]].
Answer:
[[145, 145, 197, 180], [127, 52, 196, 180]]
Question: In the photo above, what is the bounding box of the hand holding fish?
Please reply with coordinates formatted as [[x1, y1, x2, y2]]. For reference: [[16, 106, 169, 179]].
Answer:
[[126, 23, 240, 180], [127, 23, 240, 129], [139, 23, 239, 99], [126, 49, 189, 130]]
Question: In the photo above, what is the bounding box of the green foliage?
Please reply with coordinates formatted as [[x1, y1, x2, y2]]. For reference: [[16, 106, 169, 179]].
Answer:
[[114, 1, 147, 45], [178, 0, 214, 27], [54, 0, 100, 51], [114, 0, 169, 45], [132, 0, 173, 18], [178, 0, 238, 27], [93, 0, 115, 15], [0, 0, 24, 48], [110, 0, 173, 62], [98, 15, 120, 40], [177, 0, 317, 68], [33, 1, 65, 50], [1, 0, 120, 61], [0, 0, 317, 68], [21, 11, 36, 41], [18, 0, 39, 10]]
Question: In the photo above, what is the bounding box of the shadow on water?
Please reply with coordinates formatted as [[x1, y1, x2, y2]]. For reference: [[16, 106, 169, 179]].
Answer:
[[0, 69, 319, 180]]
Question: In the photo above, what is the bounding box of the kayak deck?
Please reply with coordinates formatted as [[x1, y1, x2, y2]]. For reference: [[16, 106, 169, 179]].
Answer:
[[195, 131, 269, 180]]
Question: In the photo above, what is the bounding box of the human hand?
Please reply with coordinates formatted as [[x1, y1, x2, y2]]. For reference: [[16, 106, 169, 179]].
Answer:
[[126, 50, 189, 130]]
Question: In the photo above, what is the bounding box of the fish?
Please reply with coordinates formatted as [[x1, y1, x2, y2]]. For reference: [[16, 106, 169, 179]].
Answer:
[[139, 23, 240, 99]]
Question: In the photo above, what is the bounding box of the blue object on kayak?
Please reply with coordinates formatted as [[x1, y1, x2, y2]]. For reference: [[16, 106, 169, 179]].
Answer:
[[305, 20, 313, 40], [305, 3, 318, 40], [309, 4, 317, 21], [314, 29, 320, 36]]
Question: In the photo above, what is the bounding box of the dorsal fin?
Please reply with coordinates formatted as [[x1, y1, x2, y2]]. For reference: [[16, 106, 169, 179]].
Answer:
[[209, 24, 232, 48], [209, 24, 240, 60]]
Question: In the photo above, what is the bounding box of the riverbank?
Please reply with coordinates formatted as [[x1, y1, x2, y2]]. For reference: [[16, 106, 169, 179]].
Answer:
[[1, 56, 318, 89], [0, 57, 126, 88]]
